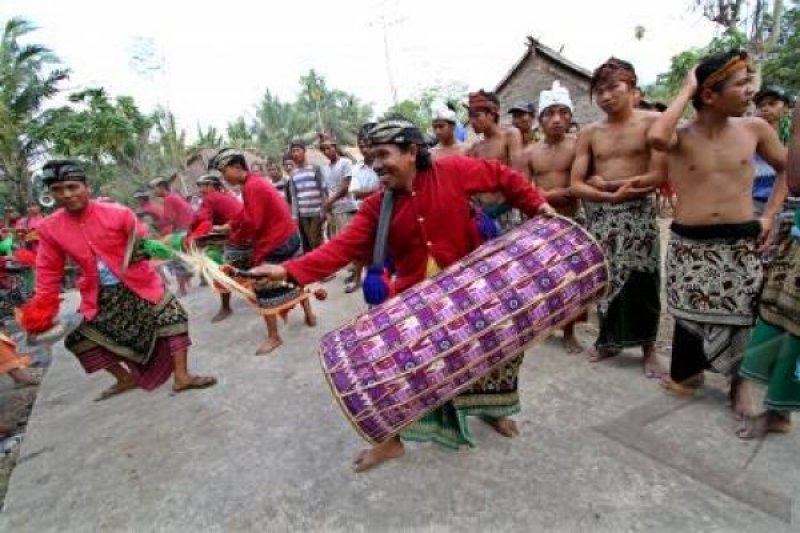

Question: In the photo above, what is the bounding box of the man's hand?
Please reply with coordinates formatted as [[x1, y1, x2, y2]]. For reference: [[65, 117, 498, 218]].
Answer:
[[610, 182, 655, 203], [685, 65, 699, 93], [537, 204, 557, 216], [247, 264, 288, 281], [587, 175, 617, 191], [758, 216, 773, 253]]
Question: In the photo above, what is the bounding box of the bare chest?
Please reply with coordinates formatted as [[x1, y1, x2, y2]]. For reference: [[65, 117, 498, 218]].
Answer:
[[471, 137, 509, 163]]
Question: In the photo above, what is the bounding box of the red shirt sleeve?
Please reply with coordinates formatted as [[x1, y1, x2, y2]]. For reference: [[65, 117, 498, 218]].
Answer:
[[453, 157, 547, 217], [284, 195, 379, 285], [33, 229, 66, 301]]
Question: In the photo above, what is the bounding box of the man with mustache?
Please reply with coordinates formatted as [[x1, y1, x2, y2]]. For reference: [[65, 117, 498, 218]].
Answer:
[[250, 118, 553, 472]]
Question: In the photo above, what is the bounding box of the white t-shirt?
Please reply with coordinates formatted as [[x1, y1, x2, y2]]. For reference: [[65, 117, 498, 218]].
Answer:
[[350, 161, 380, 208], [324, 158, 357, 214]]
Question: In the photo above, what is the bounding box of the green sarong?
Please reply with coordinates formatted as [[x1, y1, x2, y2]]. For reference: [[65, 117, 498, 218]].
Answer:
[[739, 320, 800, 412], [400, 353, 524, 449]]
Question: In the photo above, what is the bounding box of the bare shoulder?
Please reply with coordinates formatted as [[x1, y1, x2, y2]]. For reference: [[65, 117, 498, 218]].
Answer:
[[635, 109, 661, 126], [737, 116, 772, 136], [503, 126, 522, 141]]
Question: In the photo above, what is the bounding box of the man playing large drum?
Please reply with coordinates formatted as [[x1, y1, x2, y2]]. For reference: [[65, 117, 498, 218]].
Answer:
[[251, 118, 554, 472]]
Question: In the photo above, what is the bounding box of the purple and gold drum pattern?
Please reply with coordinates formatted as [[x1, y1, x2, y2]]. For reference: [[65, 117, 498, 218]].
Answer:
[[319, 215, 609, 444]]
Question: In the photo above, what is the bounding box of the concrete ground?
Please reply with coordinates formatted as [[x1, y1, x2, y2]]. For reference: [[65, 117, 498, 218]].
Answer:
[[1, 275, 798, 532]]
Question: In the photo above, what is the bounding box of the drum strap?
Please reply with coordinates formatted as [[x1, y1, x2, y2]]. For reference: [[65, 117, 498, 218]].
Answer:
[[362, 189, 395, 306], [371, 189, 395, 270]]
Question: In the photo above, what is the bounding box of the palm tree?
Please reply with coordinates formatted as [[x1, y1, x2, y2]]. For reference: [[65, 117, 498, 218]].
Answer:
[[0, 17, 69, 209], [153, 107, 188, 172]]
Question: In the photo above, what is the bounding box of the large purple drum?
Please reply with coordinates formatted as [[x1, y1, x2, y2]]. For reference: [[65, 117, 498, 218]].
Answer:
[[319, 215, 609, 444]]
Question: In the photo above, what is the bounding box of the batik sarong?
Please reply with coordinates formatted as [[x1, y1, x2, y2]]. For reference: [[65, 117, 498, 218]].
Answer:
[[583, 196, 660, 350], [65, 284, 189, 390], [0, 272, 31, 324], [666, 221, 763, 382], [739, 209, 800, 412], [399, 255, 523, 449]]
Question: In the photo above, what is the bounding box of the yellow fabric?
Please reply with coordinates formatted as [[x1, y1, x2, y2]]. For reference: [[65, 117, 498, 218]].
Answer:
[[701, 56, 751, 90], [425, 255, 441, 278]]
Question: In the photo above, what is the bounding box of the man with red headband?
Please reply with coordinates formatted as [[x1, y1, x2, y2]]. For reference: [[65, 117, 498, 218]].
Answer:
[[467, 90, 526, 233], [648, 50, 786, 406], [571, 58, 666, 377]]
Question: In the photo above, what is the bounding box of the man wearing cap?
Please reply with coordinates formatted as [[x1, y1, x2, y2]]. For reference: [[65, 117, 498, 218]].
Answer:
[[752, 86, 793, 225], [148, 176, 195, 296], [209, 148, 316, 354], [523, 81, 586, 353], [509, 101, 537, 147], [189, 175, 245, 323], [430, 107, 466, 160], [287, 141, 328, 253], [19, 160, 216, 400], [250, 118, 553, 472]]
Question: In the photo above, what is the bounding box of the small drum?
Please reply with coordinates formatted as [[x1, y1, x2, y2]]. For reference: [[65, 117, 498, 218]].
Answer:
[[319, 215, 609, 444]]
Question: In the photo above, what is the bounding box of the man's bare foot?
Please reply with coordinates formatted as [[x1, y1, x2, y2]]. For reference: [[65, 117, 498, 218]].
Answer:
[[173, 375, 217, 393], [736, 414, 768, 440], [562, 334, 583, 354], [255, 337, 282, 355], [95, 379, 138, 402], [305, 314, 318, 327], [586, 346, 620, 363], [768, 411, 792, 434], [659, 375, 701, 398], [210, 308, 233, 323], [352, 438, 405, 473], [642, 353, 666, 379], [482, 416, 520, 438]]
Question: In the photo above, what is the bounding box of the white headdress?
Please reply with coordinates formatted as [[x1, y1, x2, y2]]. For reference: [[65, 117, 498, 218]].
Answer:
[[432, 107, 457, 124], [538, 81, 574, 116]]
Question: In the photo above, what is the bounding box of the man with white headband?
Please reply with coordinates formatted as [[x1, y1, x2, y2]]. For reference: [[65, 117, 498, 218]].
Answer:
[[522, 81, 586, 353], [430, 107, 466, 160]]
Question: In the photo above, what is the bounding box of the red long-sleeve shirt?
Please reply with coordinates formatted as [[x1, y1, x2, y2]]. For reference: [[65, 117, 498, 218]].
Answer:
[[192, 191, 242, 228], [161, 192, 194, 234], [230, 173, 297, 265], [285, 156, 547, 293], [34, 201, 161, 321]]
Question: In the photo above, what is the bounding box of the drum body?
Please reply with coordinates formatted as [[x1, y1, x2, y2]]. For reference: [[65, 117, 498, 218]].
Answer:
[[319, 215, 609, 444]]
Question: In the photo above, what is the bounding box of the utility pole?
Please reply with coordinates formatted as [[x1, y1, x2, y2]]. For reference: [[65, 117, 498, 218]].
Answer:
[[370, 2, 403, 106]]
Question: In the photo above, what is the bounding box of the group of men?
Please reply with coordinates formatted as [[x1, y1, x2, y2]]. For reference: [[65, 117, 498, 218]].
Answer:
[[6, 46, 800, 474]]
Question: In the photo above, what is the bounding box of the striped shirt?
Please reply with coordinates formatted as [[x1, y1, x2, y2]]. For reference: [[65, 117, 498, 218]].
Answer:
[[290, 165, 325, 217]]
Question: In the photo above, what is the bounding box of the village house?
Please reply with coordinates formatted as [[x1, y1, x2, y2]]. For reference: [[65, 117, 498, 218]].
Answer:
[[494, 37, 604, 128]]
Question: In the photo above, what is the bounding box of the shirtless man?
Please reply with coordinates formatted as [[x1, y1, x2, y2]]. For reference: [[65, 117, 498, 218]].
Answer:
[[510, 100, 537, 147], [430, 108, 466, 160], [467, 90, 525, 233], [570, 58, 665, 377], [523, 81, 584, 353], [647, 50, 786, 400]]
